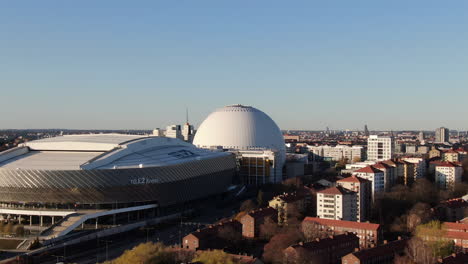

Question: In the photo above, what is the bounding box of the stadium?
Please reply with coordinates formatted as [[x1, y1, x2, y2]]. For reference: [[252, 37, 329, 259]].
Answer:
[[0, 134, 236, 209]]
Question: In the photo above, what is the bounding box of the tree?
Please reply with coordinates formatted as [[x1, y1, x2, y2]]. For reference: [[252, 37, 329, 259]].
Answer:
[[406, 203, 432, 233], [259, 217, 280, 240], [301, 221, 323, 242], [217, 225, 241, 246], [240, 199, 256, 212], [103, 242, 174, 264], [405, 237, 436, 264], [192, 250, 239, 264], [257, 190, 265, 207], [263, 231, 302, 264], [413, 221, 454, 260]]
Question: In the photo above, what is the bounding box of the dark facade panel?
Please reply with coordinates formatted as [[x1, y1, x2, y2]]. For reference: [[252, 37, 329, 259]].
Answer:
[[0, 155, 236, 206]]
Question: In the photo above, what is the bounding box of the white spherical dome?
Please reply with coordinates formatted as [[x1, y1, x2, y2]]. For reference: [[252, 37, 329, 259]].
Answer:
[[193, 105, 285, 156]]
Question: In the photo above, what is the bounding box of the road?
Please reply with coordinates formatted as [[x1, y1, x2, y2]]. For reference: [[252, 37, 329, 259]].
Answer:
[[28, 200, 241, 264]]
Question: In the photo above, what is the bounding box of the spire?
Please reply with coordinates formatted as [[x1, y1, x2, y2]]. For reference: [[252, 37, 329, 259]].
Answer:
[[185, 107, 189, 125]]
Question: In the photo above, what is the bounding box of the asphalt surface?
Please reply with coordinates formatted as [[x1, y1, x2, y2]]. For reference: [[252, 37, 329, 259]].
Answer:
[[25, 200, 241, 264]]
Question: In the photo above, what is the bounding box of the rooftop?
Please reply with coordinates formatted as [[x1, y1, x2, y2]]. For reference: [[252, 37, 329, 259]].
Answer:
[[337, 175, 370, 184], [318, 186, 356, 196], [303, 217, 380, 231], [0, 134, 231, 170], [350, 238, 407, 261], [354, 166, 383, 174]]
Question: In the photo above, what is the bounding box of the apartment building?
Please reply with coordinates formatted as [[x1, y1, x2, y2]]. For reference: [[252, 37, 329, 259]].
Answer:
[[317, 186, 358, 221], [336, 176, 372, 222], [302, 217, 382, 249], [353, 166, 384, 201], [367, 135, 393, 161], [435, 162, 463, 190]]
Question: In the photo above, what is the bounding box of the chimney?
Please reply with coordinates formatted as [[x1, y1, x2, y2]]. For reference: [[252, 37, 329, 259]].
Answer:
[[383, 240, 388, 244]]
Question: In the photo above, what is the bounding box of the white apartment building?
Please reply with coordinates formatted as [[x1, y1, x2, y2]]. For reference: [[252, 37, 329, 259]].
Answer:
[[402, 157, 427, 180], [367, 135, 394, 161], [353, 166, 385, 201], [308, 145, 363, 162], [182, 123, 195, 142], [435, 162, 462, 190], [317, 186, 357, 221], [165, 125, 184, 140], [336, 176, 371, 222]]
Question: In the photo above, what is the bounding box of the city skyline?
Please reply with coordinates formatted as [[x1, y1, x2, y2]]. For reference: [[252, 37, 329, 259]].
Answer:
[[1, 1, 467, 130]]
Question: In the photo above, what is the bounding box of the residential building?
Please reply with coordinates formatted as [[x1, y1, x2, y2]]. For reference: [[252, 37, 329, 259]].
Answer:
[[283, 233, 359, 264], [165, 125, 183, 140], [336, 176, 372, 222], [182, 220, 242, 250], [308, 145, 364, 163], [269, 192, 305, 224], [240, 207, 277, 238], [436, 127, 450, 143], [442, 149, 460, 162], [402, 157, 427, 180], [417, 145, 430, 154], [152, 128, 164, 136], [341, 238, 408, 264], [317, 186, 358, 221], [435, 198, 468, 222], [372, 162, 395, 192], [435, 162, 463, 190], [419, 222, 468, 251], [367, 135, 393, 161], [182, 122, 195, 142], [352, 166, 384, 201], [302, 217, 381, 249], [429, 146, 442, 159]]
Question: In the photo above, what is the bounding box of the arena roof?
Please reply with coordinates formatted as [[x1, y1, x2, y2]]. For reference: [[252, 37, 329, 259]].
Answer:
[[0, 134, 231, 171]]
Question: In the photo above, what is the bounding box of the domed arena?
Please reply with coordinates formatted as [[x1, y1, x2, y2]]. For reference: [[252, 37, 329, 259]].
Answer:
[[194, 105, 285, 184]]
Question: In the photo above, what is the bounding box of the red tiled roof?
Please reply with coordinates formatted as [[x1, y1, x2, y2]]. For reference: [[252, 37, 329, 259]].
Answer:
[[354, 166, 383, 174], [288, 233, 359, 252], [443, 149, 459, 154], [351, 238, 408, 261], [303, 217, 380, 231], [337, 175, 370, 184], [446, 231, 468, 240], [373, 162, 391, 169], [436, 162, 462, 168], [443, 222, 468, 232], [317, 186, 355, 195], [245, 207, 277, 219]]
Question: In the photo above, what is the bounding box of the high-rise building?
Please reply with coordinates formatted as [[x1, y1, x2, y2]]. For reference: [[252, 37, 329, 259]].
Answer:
[[316, 186, 357, 221], [418, 131, 425, 142], [336, 176, 371, 222], [364, 125, 370, 137], [182, 123, 195, 143], [435, 162, 463, 190], [435, 127, 450, 143], [352, 166, 385, 202], [165, 125, 183, 140], [367, 135, 394, 161], [152, 128, 164, 137]]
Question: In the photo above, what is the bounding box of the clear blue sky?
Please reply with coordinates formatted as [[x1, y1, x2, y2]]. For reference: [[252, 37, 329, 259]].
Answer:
[[1, 1, 467, 131]]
